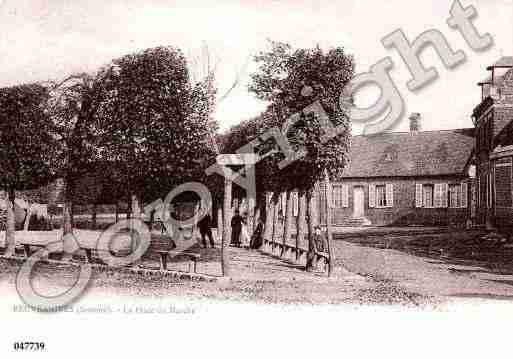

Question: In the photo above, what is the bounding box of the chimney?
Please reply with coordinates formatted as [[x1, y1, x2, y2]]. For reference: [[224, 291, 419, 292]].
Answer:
[[409, 112, 421, 133]]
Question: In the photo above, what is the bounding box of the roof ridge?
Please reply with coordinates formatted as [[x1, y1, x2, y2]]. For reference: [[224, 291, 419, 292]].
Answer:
[[352, 128, 474, 138]]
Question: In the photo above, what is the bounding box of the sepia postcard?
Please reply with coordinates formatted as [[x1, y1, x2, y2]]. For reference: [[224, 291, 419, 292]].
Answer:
[[1, 0, 513, 357]]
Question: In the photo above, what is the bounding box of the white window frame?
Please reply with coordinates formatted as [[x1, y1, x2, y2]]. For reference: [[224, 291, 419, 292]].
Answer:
[[423, 184, 435, 208], [376, 185, 387, 208]]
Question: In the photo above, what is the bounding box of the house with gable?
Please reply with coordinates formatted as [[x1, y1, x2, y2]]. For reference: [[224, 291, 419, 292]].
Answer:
[[319, 113, 475, 227]]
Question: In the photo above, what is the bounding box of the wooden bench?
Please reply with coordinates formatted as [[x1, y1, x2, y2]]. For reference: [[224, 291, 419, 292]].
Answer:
[[157, 250, 201, 273]]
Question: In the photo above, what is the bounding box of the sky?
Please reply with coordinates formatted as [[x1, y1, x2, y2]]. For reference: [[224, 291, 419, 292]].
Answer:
[[0, 0, 511, 134]]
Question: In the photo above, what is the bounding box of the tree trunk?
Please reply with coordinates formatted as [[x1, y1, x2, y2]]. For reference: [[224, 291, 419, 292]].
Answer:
[[306, 188, 318, 272], [296, 190, 307, 261], [222, 178, 232, 276], [92, 203, 97, 229], [271, 193, 281, 253], [115, 202, 119, 223], [282, 190, 294, 257], [262, 192, 274, 252], [5, 187, 16, 256], [130, 194, 142, 253], [217, 205, 223, 243], [23, 204, 32, 231], [323, 170, 334, 277], [63, 200, 73, 235], [126, 193, 132, 220], [192, 201, 200, 244], [62, 180, 74, 235]]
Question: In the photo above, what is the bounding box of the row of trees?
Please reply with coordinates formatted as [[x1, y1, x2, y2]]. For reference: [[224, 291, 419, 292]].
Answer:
[[0, 40, 355, 276], [220, 41, 354, 272], [0, 46, 219, 255]]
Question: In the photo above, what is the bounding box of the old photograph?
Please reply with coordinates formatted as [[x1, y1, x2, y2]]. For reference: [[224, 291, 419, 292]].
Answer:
[[0, 0, 512, 357]]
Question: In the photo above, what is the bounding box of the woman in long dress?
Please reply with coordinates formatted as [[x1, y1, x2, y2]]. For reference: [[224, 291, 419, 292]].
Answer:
[[239, 214, 250, 247]]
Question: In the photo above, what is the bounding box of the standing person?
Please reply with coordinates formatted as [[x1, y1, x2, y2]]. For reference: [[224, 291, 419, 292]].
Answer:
[[249, 218, 264, 249], [230, 210, 244, 247], [313, 225, 327, 253], [240, 212, 250, 247], [198, 212, 215, 248]]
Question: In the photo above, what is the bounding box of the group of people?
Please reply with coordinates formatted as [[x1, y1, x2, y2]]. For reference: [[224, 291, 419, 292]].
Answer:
[[196, 209, 264, 249]]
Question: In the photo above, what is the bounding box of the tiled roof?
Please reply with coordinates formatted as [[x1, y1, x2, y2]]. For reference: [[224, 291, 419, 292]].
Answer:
[[340, 129, 475, 178]]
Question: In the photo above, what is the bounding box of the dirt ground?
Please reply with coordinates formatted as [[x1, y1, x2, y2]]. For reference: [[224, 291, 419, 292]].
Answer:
[[0, 230, 434, 306], [335, 231, 513, 301], [2, 227, 512, 307]]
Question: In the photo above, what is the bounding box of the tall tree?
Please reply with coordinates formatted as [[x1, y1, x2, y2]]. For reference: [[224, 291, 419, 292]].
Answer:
[[47, 73, 102, 235], [93, 46, 217, 238], [0, 83, 57, 255], [249, 41, 354, 271]]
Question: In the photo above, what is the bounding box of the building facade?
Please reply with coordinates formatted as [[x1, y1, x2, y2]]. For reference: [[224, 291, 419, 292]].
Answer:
[[473, 56, 513, 233], [321, 115, 475, 227]]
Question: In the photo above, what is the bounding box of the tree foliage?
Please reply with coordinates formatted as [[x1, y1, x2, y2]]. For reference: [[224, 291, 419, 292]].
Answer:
[[93, 46, 218, 203], [249, 41, 355, 191], [0, 83, 57, 192]]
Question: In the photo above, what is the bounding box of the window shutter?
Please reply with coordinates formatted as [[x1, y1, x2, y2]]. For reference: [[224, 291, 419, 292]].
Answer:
[[342, 184, 349, 208], [434, 183, 442, 208], [386, 184, 394, 207], [292, 191, 299, 216], [441, 183, 448, 208], [461, 182, 468, 208], [369, 184, 376, 208], [415, 184, 423, 208]]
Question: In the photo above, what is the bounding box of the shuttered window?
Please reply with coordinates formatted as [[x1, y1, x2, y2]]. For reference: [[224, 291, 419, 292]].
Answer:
[[495, 160, 512, 208], [449, 184, 461, 208], [461, 182, 468, 208], [369, 184, 376, 208], [332, 185, 343, 208], [441, 183, 448, 208], [332, 184, 349, 208], [386, 184, 394, 207], [415, 184, 423, 208], [423, 184, 434, 208], [434, 183, 448, 208], [342, 184, 349, 208], [376, 185, 386, 207]]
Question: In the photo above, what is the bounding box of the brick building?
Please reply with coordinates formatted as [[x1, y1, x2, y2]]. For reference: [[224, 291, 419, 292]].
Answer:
[[473, 56, 513, 233], [322, 114, 475, 227]]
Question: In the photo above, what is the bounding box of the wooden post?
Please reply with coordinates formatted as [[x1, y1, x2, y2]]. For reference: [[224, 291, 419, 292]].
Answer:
[[222, 178, 232, 276], [282, 191, 294, 257], [5, 188, 16, 256], [323, 170, 334, 277], [305, 189, 317, 271], [296, 191, 307, 261], [271, 194, 280, 254], [262, 192, 274, 253], [217, 205, 223, 243]]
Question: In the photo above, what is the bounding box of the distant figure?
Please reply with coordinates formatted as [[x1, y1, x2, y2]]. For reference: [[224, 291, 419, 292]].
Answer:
[[313, 225, 327, 253], [249, 218, 264, 249], [198, 213, 215, 248], [230, 210, 244, 247]]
